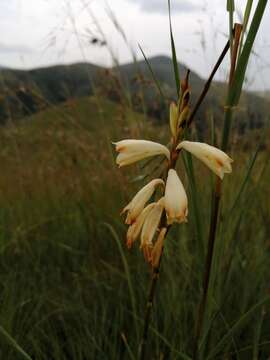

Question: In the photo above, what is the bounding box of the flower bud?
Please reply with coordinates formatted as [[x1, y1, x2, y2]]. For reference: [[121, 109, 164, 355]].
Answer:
[[170, 102, 179, 137]]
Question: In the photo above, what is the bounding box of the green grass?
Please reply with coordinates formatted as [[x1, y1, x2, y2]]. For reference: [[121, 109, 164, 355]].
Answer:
[[0, 94, 269, 359]]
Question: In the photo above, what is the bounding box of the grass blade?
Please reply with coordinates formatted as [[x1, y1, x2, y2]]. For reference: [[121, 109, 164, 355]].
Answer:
[[207, 295, 270, 359], [168, 0, 181, 95], [227, 0, 235, 56], [138, 44, 166, 101], [252, 307, 265, 360], [239, 0, 254, 53], [0, 325, 32, 360], [229, 145, 260, 213], [182, 153, 204, 258], [228, 0, 268, 107], [121, 333, 136, 360], [101, 222, 139, 340]]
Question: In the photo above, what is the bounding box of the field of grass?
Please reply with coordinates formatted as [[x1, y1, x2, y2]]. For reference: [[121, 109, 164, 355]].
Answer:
[[0, 92, 269, 359]]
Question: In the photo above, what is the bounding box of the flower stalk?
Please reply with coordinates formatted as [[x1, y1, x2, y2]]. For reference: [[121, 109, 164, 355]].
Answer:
[[114, 26, 234, 360]]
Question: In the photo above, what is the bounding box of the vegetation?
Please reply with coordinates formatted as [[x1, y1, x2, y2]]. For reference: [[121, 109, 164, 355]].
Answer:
[[0, 92, 268, 359], [0, 0, 269, 359]]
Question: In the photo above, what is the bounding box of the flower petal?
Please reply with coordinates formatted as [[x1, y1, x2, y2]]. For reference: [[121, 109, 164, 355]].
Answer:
[[113, 139, 170, 167], [140, 197, 164, 248], [122, 179, 164, 224], [126, 203, 156, 249], [164, 169, 188, 224], [176, 141, 233, 179]]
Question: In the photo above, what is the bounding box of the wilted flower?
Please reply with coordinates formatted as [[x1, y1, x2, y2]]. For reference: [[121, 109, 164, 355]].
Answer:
[[114, 139, 170, 167], [164, 169, 188, 224], [140, 197, 165, 261], [122, 179, 164, 225], [126, 203, 156, 249], [176, 141, 233, 179]]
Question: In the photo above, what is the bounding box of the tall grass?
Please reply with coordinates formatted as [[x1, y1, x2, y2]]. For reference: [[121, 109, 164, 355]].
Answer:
[[0, 95, 269, 360]]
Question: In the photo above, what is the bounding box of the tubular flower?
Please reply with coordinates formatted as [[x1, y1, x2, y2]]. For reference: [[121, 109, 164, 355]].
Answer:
[[164, 169, 188, 225], [176, 141, 233, 179], [126, 203, 156, 249], [140, 197, 165, 262], [113, 139, 170, 167], [122, 179, 164, 225]]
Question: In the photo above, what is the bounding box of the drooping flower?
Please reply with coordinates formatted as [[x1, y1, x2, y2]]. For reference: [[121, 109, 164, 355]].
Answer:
[[140, 197, 165, 261], [113, 139, 170, 167], [164, 169, 188, 224], [176, 141, 233, 179], [122, 179, 164, 225], [126, 203, 156, 249]]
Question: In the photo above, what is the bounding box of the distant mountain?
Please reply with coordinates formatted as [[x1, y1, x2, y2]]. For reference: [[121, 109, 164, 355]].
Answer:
[[0, 62, 101, 100], [114, 55, 269, 133], [0, 62, 102, 123], [0, 57, 269, 134], [255, 90, 270, 100], [117, 55, 204, 92]]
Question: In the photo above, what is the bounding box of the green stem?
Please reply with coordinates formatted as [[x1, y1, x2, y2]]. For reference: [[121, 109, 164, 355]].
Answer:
[[193, 23, 242, 360], [193, 180, 222, 360], [138, 245, 165, 360], [186, 39, 230, 128]]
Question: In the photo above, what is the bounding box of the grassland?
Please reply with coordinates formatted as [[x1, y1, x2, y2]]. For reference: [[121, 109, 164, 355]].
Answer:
[[0, 93, 269, 359]]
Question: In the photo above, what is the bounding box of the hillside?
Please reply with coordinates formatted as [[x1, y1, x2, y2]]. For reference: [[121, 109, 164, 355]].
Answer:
[[117, 55, 204, 92], [0, 92, 269, 359], [0, 63, 102, 123], [115, 56, 269, 132], [0, 56, 269, 134]]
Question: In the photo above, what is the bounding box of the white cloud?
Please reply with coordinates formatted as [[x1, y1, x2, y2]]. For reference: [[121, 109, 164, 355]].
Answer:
[[0, 42, 33, 54], [124, 0, 199, 14]]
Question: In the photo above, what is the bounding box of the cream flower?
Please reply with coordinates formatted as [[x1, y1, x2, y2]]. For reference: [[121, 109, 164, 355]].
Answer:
[[122, 179, 164, 225], [140, 197, 165, 259], [126, 203, 156, 249], [176, 141, 233, 179], [114, 139, 170, 167], [164, 169, 188, 224]]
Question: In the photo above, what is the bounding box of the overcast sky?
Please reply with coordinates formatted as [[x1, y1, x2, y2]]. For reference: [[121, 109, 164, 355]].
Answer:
[[0, 0, 270, 90]]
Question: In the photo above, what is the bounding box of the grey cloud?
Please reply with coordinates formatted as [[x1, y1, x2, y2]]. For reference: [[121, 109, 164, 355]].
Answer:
[[125, 0, 199, 14], [0, 42, 33, 54]]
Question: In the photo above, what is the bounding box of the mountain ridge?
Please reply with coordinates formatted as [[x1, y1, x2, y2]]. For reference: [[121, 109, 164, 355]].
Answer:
[[0, 56, 269, 134]]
